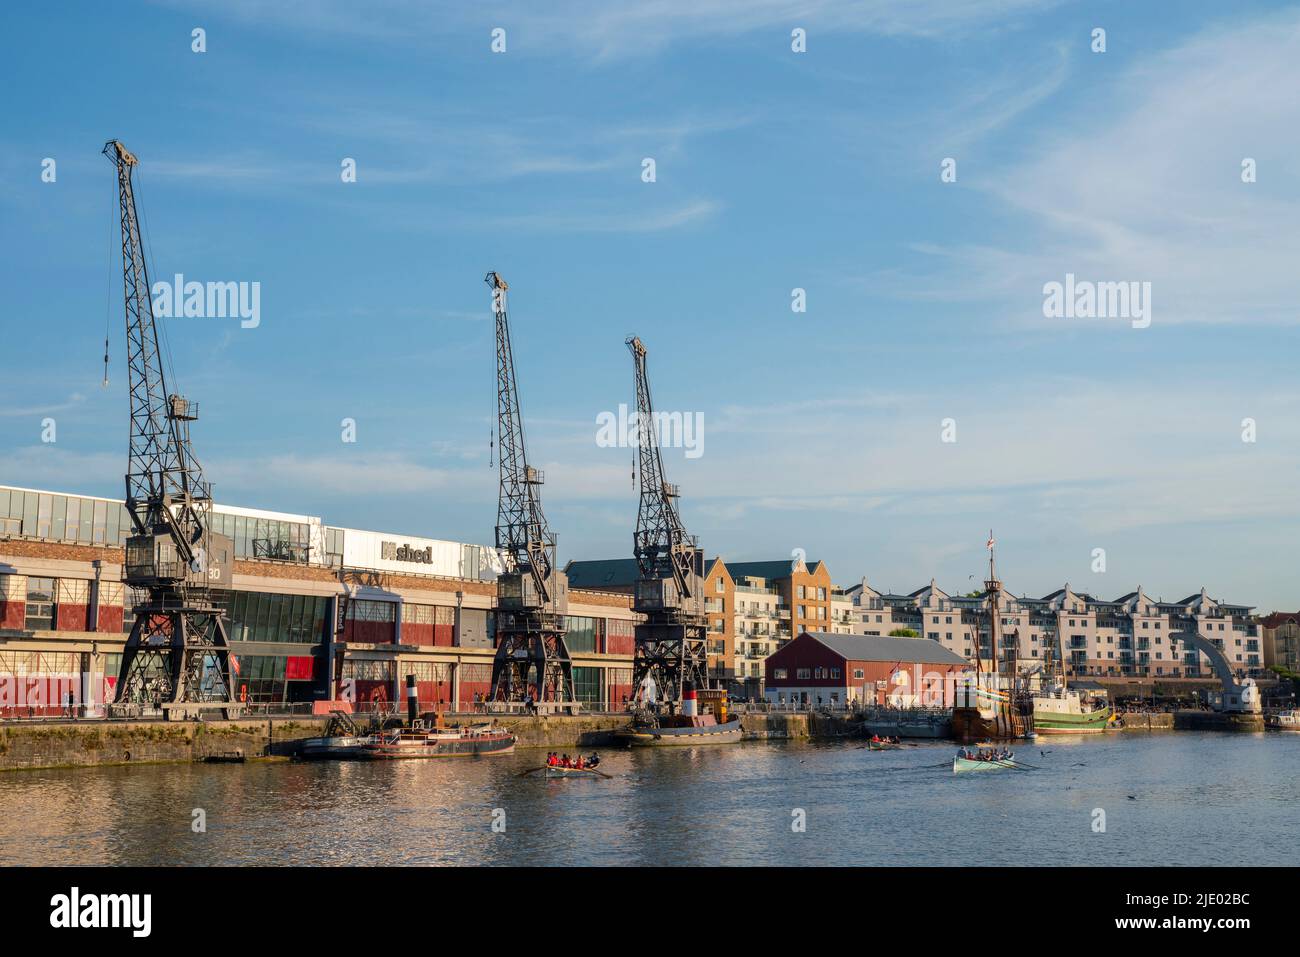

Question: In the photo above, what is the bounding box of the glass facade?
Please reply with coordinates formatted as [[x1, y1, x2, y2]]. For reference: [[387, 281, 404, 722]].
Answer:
[[217, 590, 328, 644], [565, 615, 602, 654], [208, 512, 314, 563], [0, 486, 319, 565], [0, 488, 127, 545], [572, 666, 602, 705], [227, 655, 310, 707]]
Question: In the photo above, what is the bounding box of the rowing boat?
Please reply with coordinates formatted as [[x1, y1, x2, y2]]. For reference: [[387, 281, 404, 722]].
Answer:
[[867, 741, 903, 750], [544, 764, 603, 778], [953, 755, 1016, 773]]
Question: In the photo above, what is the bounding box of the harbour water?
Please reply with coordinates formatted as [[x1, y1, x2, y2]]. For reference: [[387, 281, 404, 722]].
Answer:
[[0, 732, 1294, 866]]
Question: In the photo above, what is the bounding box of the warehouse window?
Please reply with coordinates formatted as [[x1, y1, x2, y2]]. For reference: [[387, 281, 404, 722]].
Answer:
[[773, 668, 788, 679], [26, 577, 56, 630], [853, 669, 864, 679], [796, 668, 810, 680]]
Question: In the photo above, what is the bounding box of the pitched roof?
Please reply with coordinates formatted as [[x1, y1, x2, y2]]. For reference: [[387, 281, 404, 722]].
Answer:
[[563, 558, 640, 589], [1262, 611, 1300, 628], [801, 631, 969, 667], [727, 559, 816, 582]]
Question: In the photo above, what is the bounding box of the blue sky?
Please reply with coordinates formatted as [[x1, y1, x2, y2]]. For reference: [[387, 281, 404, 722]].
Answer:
[[3, 1, 1299, 610]]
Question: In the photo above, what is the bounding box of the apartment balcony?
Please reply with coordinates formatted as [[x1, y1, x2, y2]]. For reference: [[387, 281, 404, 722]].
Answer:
[[775, 606, 791, 618]]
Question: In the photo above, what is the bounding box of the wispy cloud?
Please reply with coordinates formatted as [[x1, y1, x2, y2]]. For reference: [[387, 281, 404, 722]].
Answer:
[[486, 198, 720, 233], [883, 11, 1300, 326], [0, 393, 88, 418], [156, 0, 1062, 59]]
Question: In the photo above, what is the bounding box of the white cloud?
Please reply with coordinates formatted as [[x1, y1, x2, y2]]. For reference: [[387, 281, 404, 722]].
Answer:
[[156, 0, 1061, 59], [893, 11, 1300, 326]]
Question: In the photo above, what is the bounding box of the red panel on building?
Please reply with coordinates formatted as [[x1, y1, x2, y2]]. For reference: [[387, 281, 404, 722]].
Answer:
[[608, 682, 633, 710], [433, 624, 455, 647], [96, 604, 124, 633], [403, 623, 434, 646], [416, 679, 454, 712], [605, 632, 634, 656], [0, 601, 25, 630], [56, 604, 89, 632], [285, 656, 314, 681], [343, 620, 395, 644]]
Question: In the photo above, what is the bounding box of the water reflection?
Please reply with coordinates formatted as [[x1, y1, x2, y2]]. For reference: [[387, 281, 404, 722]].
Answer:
[[0, 733, 1294, 866]]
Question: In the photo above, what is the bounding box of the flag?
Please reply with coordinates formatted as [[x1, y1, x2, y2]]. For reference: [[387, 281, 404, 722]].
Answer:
[[986, 531, 995, 550], [230, 654, 240, 676]]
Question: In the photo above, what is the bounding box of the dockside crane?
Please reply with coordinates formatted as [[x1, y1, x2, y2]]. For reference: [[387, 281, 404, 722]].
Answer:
[[626, 336, 708, 712], [486, 272, 575, 709], [104, 140, 239, 719]]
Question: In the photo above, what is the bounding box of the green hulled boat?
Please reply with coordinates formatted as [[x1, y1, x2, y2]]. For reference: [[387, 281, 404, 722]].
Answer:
[[1032, 684, 1112, 734]]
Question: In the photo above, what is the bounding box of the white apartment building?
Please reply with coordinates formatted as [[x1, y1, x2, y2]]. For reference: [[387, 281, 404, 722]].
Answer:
[[843, 579, 1262, 679], [731, 575, 788, 686]]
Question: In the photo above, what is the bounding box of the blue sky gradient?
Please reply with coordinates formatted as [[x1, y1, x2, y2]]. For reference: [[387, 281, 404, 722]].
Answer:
[[3, 1, 1299, 609]]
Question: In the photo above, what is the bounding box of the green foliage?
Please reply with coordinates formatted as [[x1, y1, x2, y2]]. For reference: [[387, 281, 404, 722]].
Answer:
[[888, 628, 919, 638]]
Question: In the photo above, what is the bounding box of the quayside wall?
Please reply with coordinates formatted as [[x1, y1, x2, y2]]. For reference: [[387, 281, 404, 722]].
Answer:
[[0, 712, 854, 771]]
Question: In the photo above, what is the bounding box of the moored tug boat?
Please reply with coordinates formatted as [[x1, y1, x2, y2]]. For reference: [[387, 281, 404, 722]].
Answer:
[[615, 683, 742, 746]]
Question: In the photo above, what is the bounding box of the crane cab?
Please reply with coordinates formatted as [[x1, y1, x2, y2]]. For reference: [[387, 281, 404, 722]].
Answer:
[[125, 530, 231, 590]]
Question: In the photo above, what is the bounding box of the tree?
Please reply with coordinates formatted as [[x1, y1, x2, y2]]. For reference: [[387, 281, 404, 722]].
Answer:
[[888, 628, 919, 638]]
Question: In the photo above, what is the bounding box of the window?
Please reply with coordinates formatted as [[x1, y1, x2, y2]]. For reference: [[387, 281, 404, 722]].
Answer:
[[26, 577, 56, 630], [774, 668, 788, 680], [829, 667, 840, 679], [796, 668, 811, 680], [715, 578, 724, 594], [853, 669, 864, 679]]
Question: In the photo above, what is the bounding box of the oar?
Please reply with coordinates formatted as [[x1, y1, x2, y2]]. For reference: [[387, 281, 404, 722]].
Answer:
[[516, 766, 548, 777]]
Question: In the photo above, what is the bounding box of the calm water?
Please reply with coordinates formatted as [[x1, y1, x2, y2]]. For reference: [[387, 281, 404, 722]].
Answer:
[[0, 732, 1295, 866]]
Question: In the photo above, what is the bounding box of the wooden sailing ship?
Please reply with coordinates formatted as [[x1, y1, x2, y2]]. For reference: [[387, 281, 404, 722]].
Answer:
[[951, 532, 1034, 742]]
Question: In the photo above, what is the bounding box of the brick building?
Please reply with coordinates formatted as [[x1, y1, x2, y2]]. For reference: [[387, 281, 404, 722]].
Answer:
[[0, 484, 636, 717], [763, 631, 971, 708]]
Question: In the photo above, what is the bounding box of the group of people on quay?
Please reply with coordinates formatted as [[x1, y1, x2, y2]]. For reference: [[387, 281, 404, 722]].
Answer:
[[958, 746, 1014, 762], [545, 752, 601, 769]]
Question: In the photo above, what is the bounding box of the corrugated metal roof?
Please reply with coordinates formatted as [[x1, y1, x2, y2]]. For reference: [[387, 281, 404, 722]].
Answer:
[[803, 631, 969, 666]]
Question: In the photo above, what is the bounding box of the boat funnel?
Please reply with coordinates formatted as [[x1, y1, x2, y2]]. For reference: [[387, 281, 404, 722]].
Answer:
[[406, 673, 418, 725], [681, 681, 698, 717]]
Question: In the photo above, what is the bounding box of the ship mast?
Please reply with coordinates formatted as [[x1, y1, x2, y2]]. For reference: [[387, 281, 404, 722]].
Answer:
[[985, 530, 1000, 682]]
